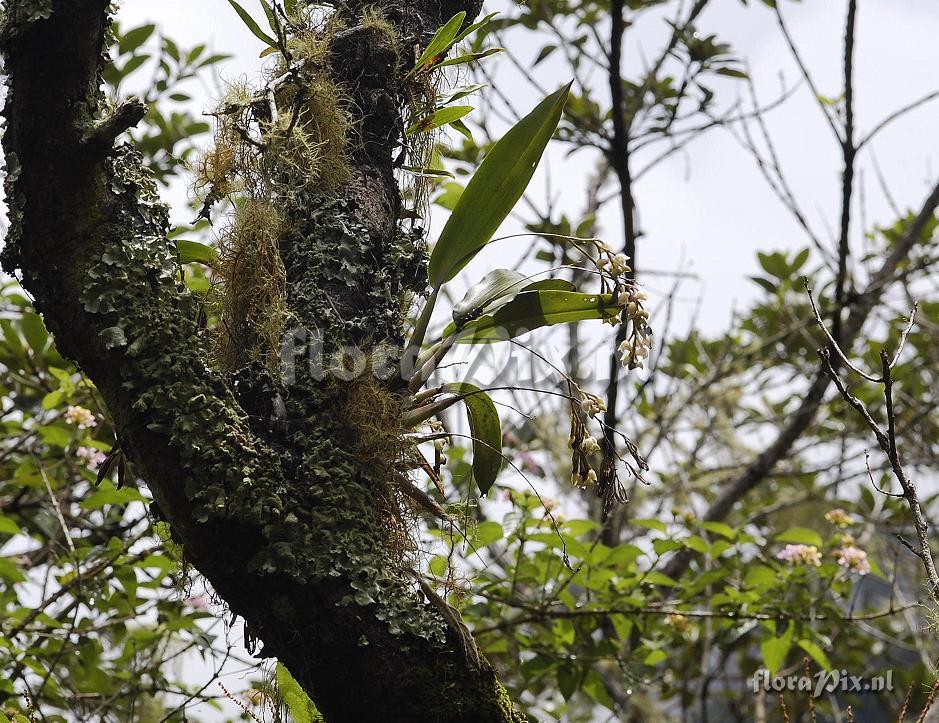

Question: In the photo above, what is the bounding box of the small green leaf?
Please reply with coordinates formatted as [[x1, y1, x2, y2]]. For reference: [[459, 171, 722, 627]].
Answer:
[[226, 0, 278, 48], [0, 515, 21, 536], [449, 118, 473, 141], [699, 521, 737, 540], [715, 67, 748, 79], [176, 239, 218, 266], [533, 44, 557, 66], [446, 382, 502, 495], [42, 390, 64, 410], [406, 106, 474, 136], [118, 24, 156, 55], [797, 639, 832, 671], [21, 312, 49, 354], [633, 518, 667, 533], [411, 12, 466, 75], [792, 247, 810, 272], [0, 557, 26, 584], [441, 83, 487, 104], [428, 82, 571, 286], [276, 662, 320, 723], [761, 624, 794, 675], [757, 251, 789, 280], [437, 47, 504, 69], [472, 520, 503, 547]]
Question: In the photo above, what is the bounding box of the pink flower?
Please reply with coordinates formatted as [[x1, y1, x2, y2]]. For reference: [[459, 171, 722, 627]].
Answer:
[[834, 546, 871, 575], [776, 544, 822, 567], [184, 595, 210, 611], [75, 446, 107, 467]]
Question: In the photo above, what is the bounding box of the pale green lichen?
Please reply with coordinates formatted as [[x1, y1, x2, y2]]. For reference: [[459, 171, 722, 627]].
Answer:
[[0, 0, 53, 40], [76, 144, 443, 642]]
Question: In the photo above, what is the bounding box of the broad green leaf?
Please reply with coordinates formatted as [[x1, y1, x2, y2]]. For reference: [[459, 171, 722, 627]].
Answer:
[[411, 12, 466, 75], [446, 382, 502, 495], [42, 390, 64, 410], [797, 639, 832, 671], [118, 24, 156, 55], [642, 571, 676, 587], [776, 527, 823, 547], [453, 11, 498, 44], [276, 662, 320, 723], [760, 624, 794, 674], [2, 318, 22, 354], [21, 312, 49, 354], [176, 239, 218, 266], [452, 270, 575, 327], [427, 82, 571, 285], [699, 521, 737, 540], [449, 118, 473, 141], [472, 520, 504, 547], [406, 106, 474, 136], [226, 0, 277, 48], [633, 518, 667, 533], [683, 535, 710, 555], [0, 557, 26, 584], [453, 269, 526, 326], [445, 290, 618, 344], [0, 515, 21, 536], [81, 481, 146, 510]]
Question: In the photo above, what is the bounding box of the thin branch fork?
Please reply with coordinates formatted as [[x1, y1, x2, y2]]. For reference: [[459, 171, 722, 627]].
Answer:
[[816, 320, 939, 604]]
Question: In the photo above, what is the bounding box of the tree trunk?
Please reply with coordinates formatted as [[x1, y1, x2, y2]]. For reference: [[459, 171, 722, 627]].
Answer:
[[0, 1, 523, 720]]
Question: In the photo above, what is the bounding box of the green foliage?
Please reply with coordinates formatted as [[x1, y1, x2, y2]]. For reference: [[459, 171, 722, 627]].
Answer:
[[427, 82, 572, 286], [276, 662, 322, 723], [226, 0, 277, 50], [446, 383, 503, 495], [104, 21, 229, 184], [446, 290, 621, 343]]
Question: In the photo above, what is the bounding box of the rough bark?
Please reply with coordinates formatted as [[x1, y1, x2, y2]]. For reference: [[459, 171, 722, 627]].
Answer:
[[0, 1, 523, 720]]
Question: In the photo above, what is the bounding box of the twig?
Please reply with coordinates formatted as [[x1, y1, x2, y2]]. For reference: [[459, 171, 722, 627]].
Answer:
[[815, 324, 939, 602], [804, 279, 879, 382]]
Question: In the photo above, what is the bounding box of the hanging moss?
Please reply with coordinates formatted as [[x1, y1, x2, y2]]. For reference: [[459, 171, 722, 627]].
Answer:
[[214, 200, 287, 372]]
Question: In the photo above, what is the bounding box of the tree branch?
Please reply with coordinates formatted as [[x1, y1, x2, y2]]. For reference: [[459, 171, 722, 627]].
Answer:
[[663, 178, 939, 579]]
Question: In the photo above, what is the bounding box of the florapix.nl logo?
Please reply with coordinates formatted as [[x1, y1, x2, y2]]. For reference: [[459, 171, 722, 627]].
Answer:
[[750, 668, 894, 698]]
